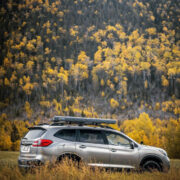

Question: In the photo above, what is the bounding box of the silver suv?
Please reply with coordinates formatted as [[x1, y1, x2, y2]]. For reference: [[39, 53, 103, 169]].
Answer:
[[18, 116, 170, 172]]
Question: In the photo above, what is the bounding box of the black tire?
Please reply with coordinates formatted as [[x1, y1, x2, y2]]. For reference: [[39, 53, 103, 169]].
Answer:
[[57, 154, 81, 167], [142, 160, 162, 172]]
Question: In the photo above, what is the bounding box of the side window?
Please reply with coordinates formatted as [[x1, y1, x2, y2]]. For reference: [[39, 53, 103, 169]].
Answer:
[[54, 129, 76, 141], [79, 130, 105, 144], [105, 132, 130, 147]]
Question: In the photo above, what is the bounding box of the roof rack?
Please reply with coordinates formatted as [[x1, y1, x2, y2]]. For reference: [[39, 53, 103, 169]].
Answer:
[[52, 116, 116, 125]]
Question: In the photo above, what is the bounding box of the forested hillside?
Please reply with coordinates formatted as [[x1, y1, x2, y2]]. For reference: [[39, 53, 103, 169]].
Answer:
[[0, 0, 180, 155], [0, 0, 179, 121]]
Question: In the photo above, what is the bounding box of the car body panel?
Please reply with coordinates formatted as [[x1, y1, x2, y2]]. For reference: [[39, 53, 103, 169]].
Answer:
[[108, 144, 139, 168], [76, 142, 110, 164]]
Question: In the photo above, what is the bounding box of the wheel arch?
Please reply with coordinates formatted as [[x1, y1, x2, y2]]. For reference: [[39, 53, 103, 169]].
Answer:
[[57, 152, 82, 162], [140, 155, 163, 169]]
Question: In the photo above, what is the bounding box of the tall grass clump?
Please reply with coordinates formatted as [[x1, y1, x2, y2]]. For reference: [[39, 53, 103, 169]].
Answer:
[[0, 159, 180, 180]]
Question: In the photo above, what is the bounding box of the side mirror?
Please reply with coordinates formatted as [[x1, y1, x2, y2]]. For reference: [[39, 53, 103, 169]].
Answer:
[[140, 141, 144, 145], [130, 142, 134, 149]]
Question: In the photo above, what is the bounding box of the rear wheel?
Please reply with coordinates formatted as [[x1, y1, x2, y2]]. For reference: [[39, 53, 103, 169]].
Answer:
[[142, 160, 162, 172], [57, 154, 81, 167]]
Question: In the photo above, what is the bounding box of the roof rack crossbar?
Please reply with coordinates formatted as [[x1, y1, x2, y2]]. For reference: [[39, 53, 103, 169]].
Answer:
[[52, 116, 116, 125]]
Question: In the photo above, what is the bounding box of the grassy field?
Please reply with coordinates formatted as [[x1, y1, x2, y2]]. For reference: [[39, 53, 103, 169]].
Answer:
[[0, 151, 180, 180]]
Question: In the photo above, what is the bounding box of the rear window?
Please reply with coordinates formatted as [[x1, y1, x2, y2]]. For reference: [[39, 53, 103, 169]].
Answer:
[[24, 129, 46, 139], [54, 129, 76, 141]]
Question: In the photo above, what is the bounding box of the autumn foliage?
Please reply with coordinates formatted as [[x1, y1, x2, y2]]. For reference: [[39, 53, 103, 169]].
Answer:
[[0, 112, 179, 159], [0, 0, 179, 157]]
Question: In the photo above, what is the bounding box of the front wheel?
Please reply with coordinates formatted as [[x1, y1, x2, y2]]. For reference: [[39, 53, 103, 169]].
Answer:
[[142, 160, 162, 172]]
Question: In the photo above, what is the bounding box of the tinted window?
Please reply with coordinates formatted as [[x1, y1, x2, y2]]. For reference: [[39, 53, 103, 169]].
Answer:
[[79, 130, 104, 144], [25, 129, 46, 139], [54, 129, 76, 141], [105, 132, 130, 147]]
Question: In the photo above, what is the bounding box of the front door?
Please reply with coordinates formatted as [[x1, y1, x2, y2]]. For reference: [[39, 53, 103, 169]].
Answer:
[[104, 131, 139, 168]]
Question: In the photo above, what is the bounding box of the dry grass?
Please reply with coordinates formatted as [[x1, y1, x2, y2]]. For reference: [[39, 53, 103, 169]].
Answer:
[[0, 151, 180, 180]]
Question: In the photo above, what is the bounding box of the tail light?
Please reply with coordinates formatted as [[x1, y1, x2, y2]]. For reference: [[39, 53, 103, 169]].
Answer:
[[32, 139, 53, 147]]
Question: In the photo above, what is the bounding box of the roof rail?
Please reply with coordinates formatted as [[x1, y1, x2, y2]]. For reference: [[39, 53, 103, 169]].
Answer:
[[37, 123, 49, 126], [52, 116, 116, 125]]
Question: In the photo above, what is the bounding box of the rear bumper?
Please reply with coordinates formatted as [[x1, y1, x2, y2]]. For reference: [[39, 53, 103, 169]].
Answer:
[[18, 153, 54, 168], [18, 159, 43, 168]]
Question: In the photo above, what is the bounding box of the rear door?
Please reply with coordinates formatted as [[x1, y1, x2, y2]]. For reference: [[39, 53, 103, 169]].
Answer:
[[53, 128, 76, 154], [76, 129, 110, 165], [20, 127, 46, 156]]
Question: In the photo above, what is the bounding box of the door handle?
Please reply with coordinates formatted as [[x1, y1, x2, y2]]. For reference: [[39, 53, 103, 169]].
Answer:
[[111, 149, 117, 152], [79, 145, 86, 149]]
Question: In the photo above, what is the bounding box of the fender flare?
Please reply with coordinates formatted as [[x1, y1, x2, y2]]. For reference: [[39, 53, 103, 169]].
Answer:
[[140, 155, 163, 169]]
